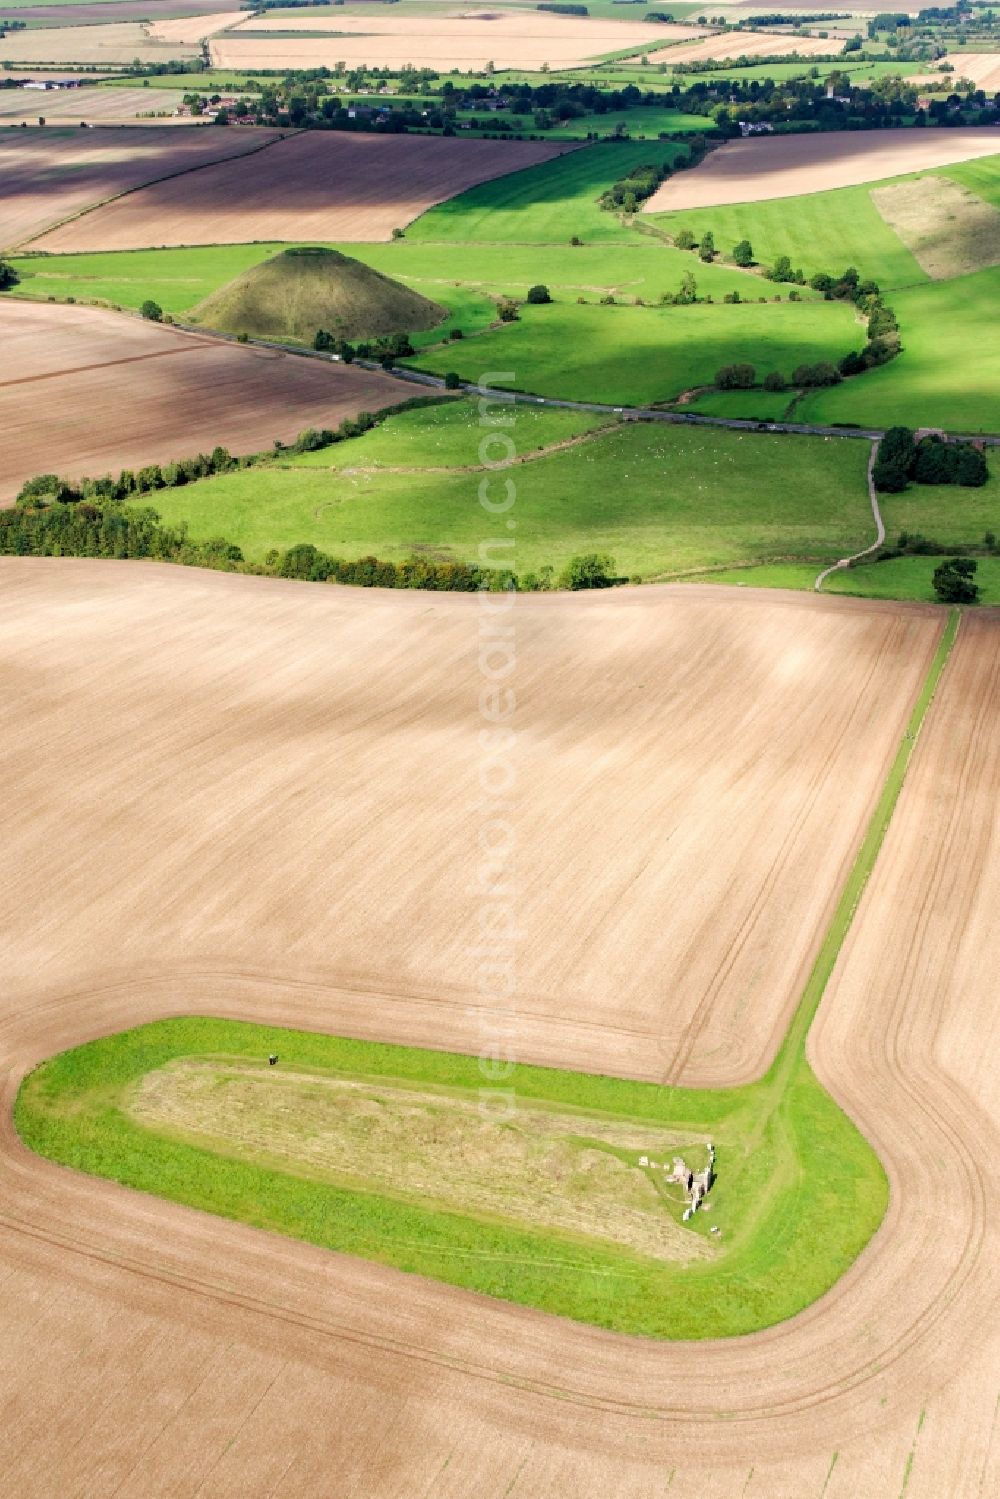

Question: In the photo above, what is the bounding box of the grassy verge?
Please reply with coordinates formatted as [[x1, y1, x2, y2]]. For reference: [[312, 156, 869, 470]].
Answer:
[[13, 613, 959, 1338]]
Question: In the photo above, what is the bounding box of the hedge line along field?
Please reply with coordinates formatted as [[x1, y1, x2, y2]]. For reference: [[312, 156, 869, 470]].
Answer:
[[151, 406, 874, 578], [27, 132, 572, 251], [0, 299, 407, 502], [15, 1014, 888, 1340], [797, 265, 1000, 433], [407, 296, 861, 405], [648, 178, 931, 291]]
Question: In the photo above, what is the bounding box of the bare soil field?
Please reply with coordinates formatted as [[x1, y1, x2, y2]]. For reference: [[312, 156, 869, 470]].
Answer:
[[0, 21, 198, 66], [29, 130, 570, 250], [0, 125, 282, 249], [0, 86, 185, 126], [0, 565, 995, 1496], [871, 174, 1000, 278], [0, 300, 406, 500], [650, 29, 844, 64], [212, 13, 704, 70], [644, 126, 1000, 210]]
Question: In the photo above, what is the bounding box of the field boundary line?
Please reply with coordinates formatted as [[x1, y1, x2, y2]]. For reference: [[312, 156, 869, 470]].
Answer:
[[774, 604, 960, 1069], [814, 437, 886, 592], [16, 126, 298, 252]]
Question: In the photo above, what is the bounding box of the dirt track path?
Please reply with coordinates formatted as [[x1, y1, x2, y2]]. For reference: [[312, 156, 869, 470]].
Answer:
[[814, 437, 887, 590], [0, 565, 996, 1496]]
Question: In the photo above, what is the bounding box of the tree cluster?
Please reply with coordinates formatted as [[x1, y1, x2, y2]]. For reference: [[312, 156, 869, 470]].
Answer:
[[873, 426, 989, 492]]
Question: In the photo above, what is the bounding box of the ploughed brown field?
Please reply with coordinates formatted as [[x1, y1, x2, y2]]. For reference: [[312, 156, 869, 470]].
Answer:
[[0, 564, 996, 1495], [28, 131, 571, 250], [212, 13, 705, 71], [645, 125, 1000, 210], [0, 301, 407, 501], [0, 125, 284, 250]]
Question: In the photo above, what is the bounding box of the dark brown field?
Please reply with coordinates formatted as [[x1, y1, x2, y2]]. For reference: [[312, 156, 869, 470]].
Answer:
[[28, 130, 571, 249], [0, 300, 408, 499], [0, 125, 283, 249]]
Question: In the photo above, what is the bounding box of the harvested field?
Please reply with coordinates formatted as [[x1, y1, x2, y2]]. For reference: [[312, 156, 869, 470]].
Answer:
[[650, 29, 844, 64], [212, 13, 704, 71], [29, 131, 570, 250], [0, 85, 185, 125], [0, 125, 282, 249], [0, 565, 995, 1495], [871, 174, 1000, 279], [0, 300, 407, 500], [916, 52, 1000, 93], [0, 21, 198, 66], [644, 125, 1000, 210], [147, 9, 246, 43]]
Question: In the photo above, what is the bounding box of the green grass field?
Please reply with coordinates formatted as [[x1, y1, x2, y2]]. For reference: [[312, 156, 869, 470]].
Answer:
[[15, 1014, 886, 1339], [7, 236, 777, 324], [938, 153, 1000, 210], [408, 140, 694, 243], [825, 555, 1000, 604], [797, 267, 1000, 434], [647, 180, 928, 291], [408, 296, 862, 404], [151, 407, 874, 578], [682, 388, 799, 420], [879, 462, 1000, 549], [8, 244, 292, 317]]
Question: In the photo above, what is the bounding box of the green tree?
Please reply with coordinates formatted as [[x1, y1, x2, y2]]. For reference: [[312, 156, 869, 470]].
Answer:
[[560, 553, 616, 590], [715, 363, 756, 390], [140, 299, 163, 322], [732, 238, 754, 267], [0, 258, 19, 291], [674, 228, 696, 250], [698, 230, 716, 262], [443, 371, 462, 390], [526, 284, 551, 304], [932, 557, 979, 605]]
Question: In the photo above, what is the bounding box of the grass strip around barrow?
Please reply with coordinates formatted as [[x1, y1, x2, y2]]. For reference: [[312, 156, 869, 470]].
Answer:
[[14, 612, 960, 1339]]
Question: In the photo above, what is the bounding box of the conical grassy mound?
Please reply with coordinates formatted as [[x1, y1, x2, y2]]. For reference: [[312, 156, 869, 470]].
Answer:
[[192, 246, 446, 343]]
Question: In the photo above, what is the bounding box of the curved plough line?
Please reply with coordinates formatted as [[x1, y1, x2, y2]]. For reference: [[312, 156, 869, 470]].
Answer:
[[13, 612, 961, 1344]]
